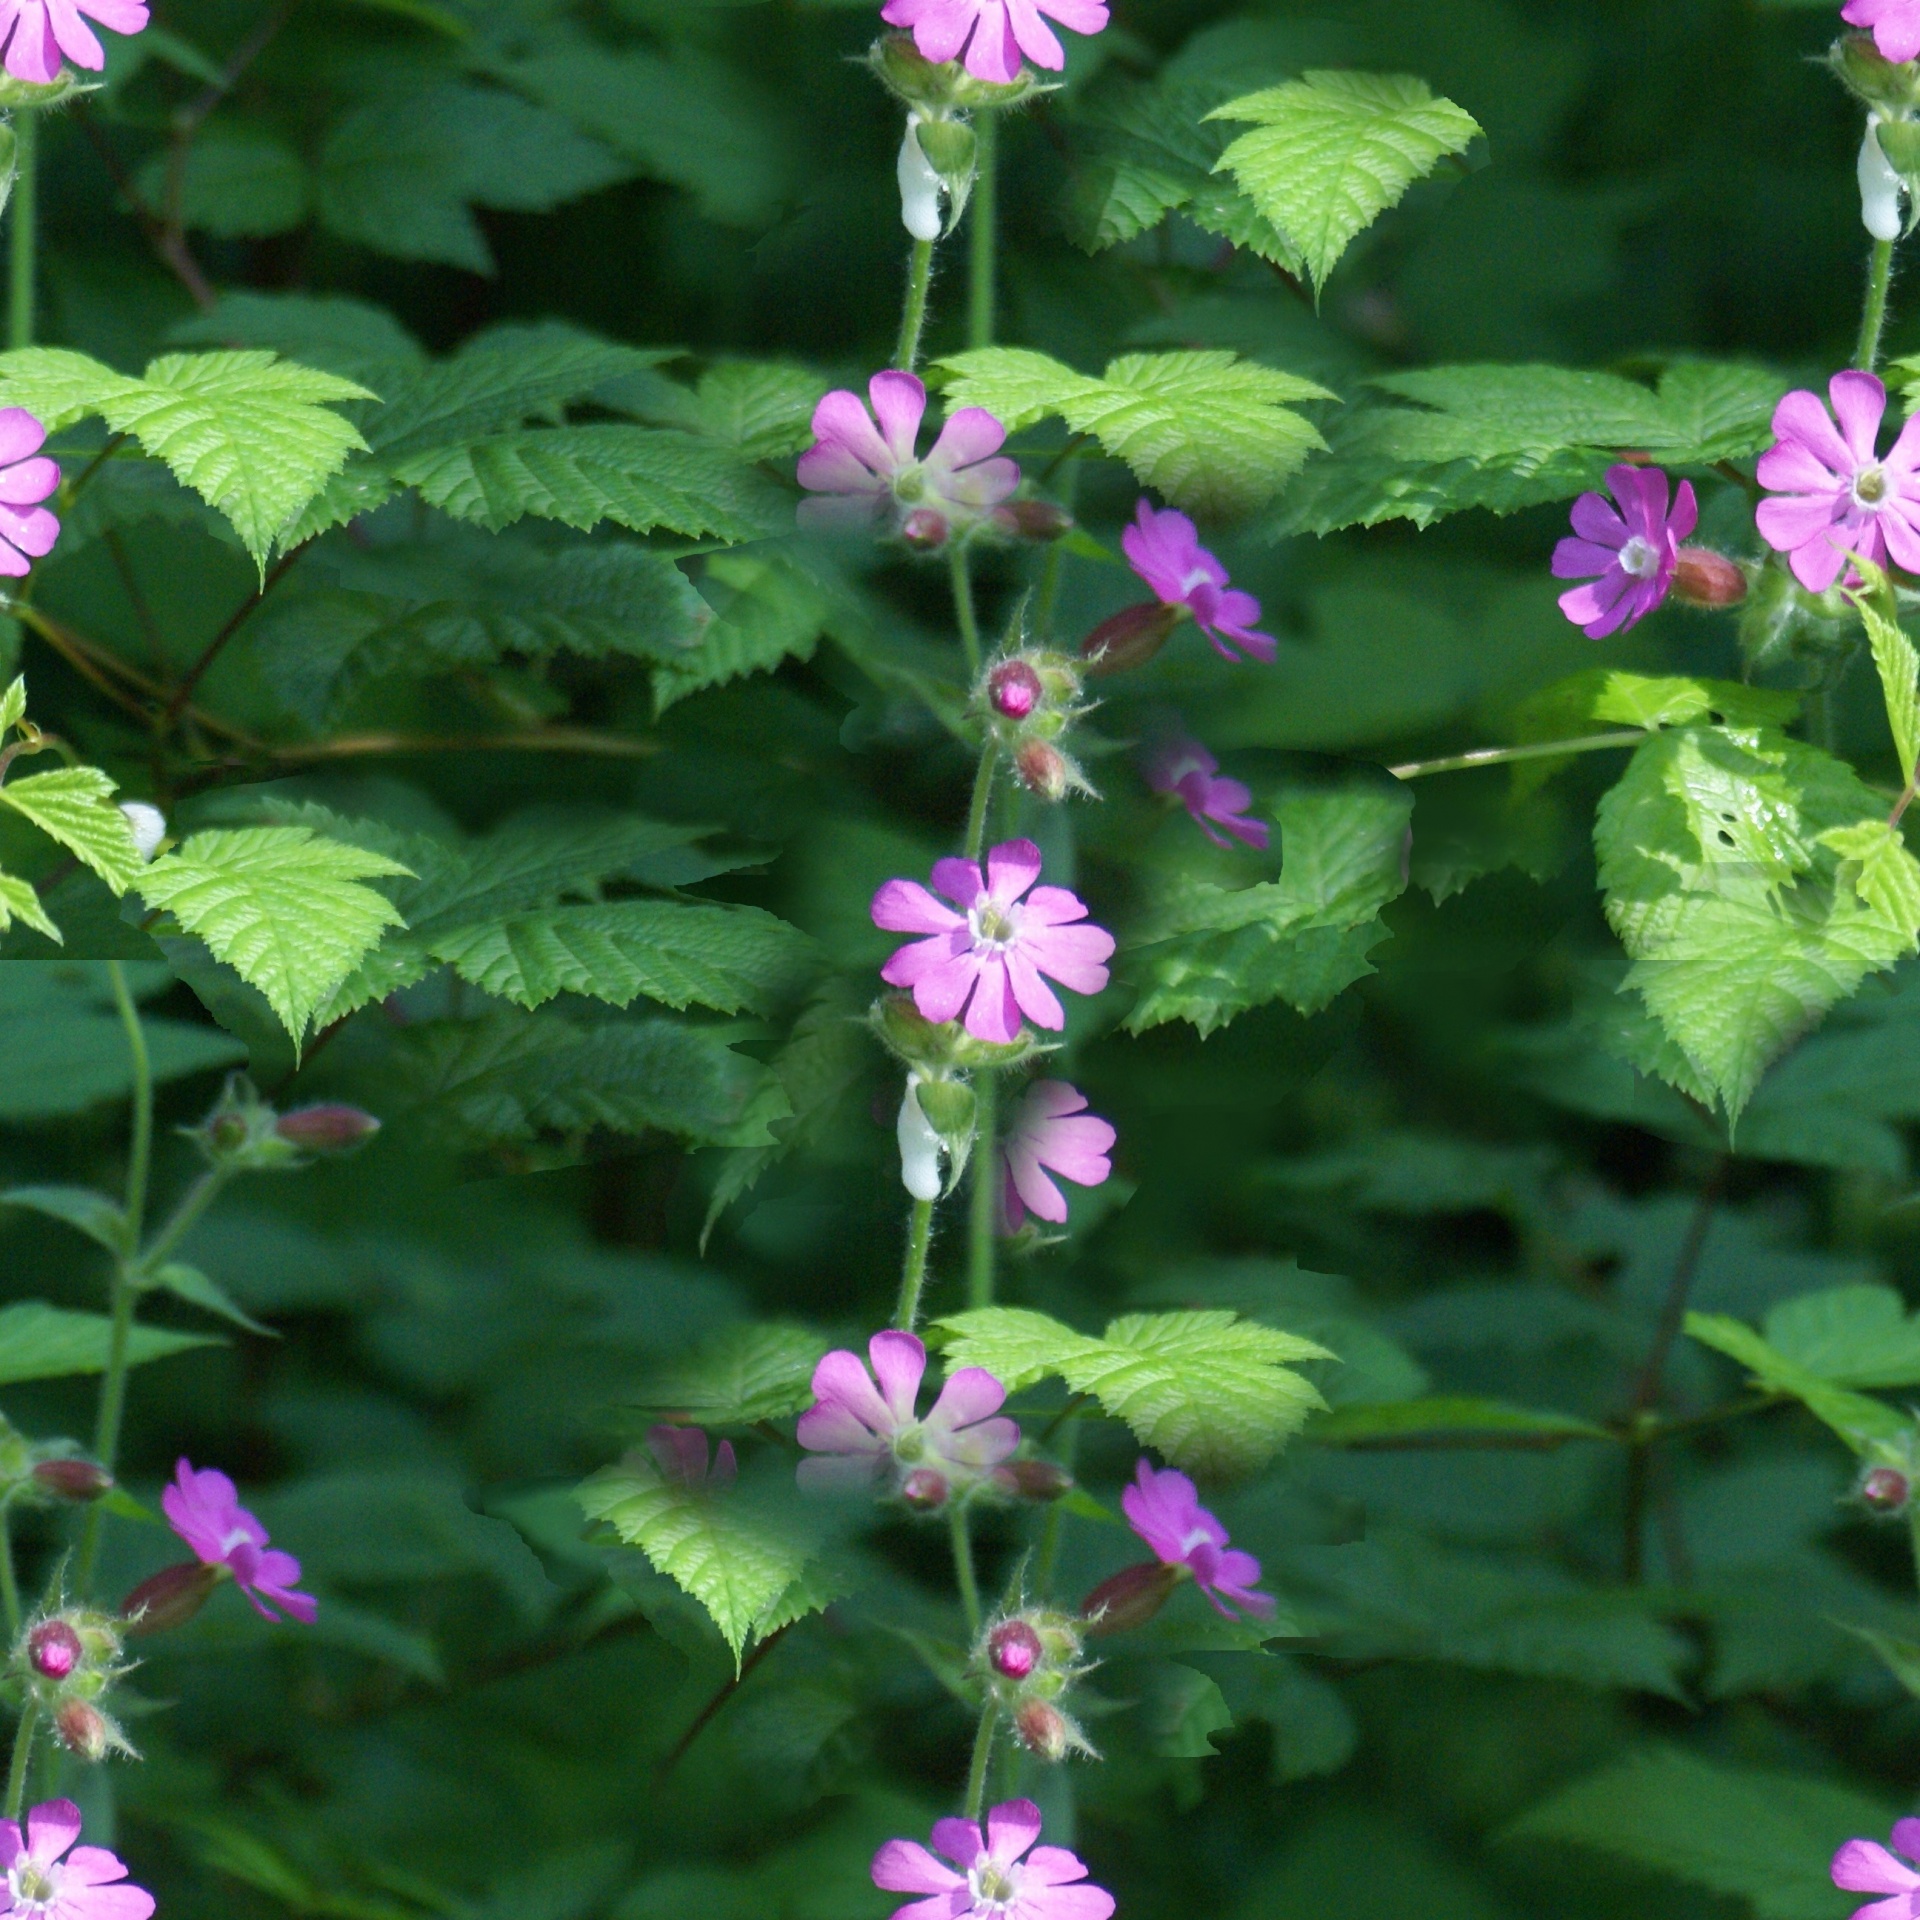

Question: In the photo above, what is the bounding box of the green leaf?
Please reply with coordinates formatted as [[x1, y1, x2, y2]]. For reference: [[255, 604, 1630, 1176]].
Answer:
[[658, 552, 831, 715], [147, 1262, 276, 1337], [0, 874, 59, 942], [1208, 72, 1481, 292], [1141, 1664, 1235, 1758], [1760, 1284, 1920, 1388], [1683, 1309, 1909, 1449], [1848, 563, 1920, 780], [0, 1184, 128, 1253], [1836, 1621, 1920, 1699], [934, 347, 1333, 519], [1307, 1396, 1613, 1447], [1505, 1747, 1896, 1920], [627, 1324, 827, 1427], [936, 1306, 1329, 1478], [0, 676, 22, 736], [143, 121, 309, 238], [0, 1301, 219, 1384], [136, 827, 411, 1043], [0, 767, 145, 894]]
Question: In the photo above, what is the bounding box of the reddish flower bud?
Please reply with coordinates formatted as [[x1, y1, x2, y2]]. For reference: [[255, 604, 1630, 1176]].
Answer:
[[1013, 1699, 1070, 1760], [990, 500, 1072, 543], [30, 1458, 111, 1503], [901, 508, 950, 550], [274, 1104, 381, 1154], [900, 1468, 949, 1510], [1672, 547, 1747, 609], [27, 1620, 81, 1679], [1081, 1559, 1181, 1636], [989, 1459, 1072, 1503], [53, 1701, 107, 1761], [988, 659, 1044, 719], [1014, 740, 1070, 802], [1862, 1465, 1912, 1512], [1081, 601, 1180, 676], [121, 1561, 219, 1637], [988, 1618, 1044, 1679]]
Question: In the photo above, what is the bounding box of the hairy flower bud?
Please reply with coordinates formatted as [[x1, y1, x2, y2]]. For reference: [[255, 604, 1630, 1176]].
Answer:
[[990, 500, 1072, 543], [901, 507, 950, 550], [989, 1459, 1072, 1502], [989, 659, 1044, 719], [51, 1698, 133, 1764], [1014, 740, 1069, 801], [1671, 547, 1748, 609], [1081, 601, 1181, 676], [900, 1467, 949, 1509], [988, 1618, 1044, 1679], [30, 1458, 110, 1503], [1014, 1698, 1066, 1757], [1833, 32, 1920, 116], [27, 1620, 81, 1680], [121, 1560, 219, 1637], [274, 1104, 381, 1154], [1862, 1465, 1912, 1512], [1081, 1560, 1181, 1636]]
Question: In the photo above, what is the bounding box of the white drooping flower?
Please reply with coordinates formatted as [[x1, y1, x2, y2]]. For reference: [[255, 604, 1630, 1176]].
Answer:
[[896, 115, 945, 243], [895, 1073, 946, 1201], [1860, 116, 1906, 242], [118, 802, 166, 862]]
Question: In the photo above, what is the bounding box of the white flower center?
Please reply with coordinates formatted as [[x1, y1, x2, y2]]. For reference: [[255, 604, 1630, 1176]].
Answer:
[[969, 1862, 1021, 1911], [1618, 535, 1660, 579], [12, 1862, 61, 1912], [1178, 566, 1212, 596], [1855, 464, 1890, 508], [969, 901, 1019, 949], [1178, 1526, 1213, 1556]]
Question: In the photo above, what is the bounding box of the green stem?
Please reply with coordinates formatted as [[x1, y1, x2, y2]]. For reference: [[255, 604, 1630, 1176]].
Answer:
[[950, 544, 982, 677], [949, 1500, 982, 1637], [138, 1165, 230, 1274], [1031, 457, 1082, 640], [8, 112, 36, 352], [968, 112, 998, 351], [5, 1701, 35, 1820], [0, 1511, 19, 1638], [964, 736, 997, 864], [896, 236, 935, 373], [895, 1197, 935, 1332], [1387, 731, 1645, 782], [967, 1073, 998, 1310], [1908, 1503, 1920, 1598], [107, 963, 152, 1250], [1859, 235, 1896, 373], [1032, 1417, 1080, 1599], [963, 1693, 998, 1822]]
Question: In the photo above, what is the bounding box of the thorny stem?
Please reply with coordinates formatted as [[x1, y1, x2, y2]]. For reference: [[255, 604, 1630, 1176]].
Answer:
[[1859, 235, 1896, 374], [895, 1197, 935, 1332], [5, 1700, 35, 1820], [969, 112, 998, 350], [951, 544, 983, 676], [950, 1501, 983, 1637], [896, 237, 936, 373], [7, 111, 35, 350], [963, 1692, 998, 1823], [967, 1073, 998, 1310], [1388, 732, 1645, 782], [0, 1512, 19, 1638]]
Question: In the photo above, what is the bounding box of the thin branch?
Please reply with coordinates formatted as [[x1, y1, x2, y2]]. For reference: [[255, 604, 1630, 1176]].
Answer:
[[166, 546, 305, 719], [265, 727, 662, 764], [658, 1627, 791, 1777], [74, 107, 216, 311], [1388, 731, 1646, 782]]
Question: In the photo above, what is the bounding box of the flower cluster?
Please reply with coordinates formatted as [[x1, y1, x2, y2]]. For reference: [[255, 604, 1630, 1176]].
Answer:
[[979, 1607, 1097, 1762], [983, 652, 1095, 804], [11, 1606, 133, 1764]]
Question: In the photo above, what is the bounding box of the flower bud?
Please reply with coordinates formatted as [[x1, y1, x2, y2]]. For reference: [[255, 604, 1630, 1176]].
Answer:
[[1862, 1465, 1912, 1512], [51, 1699, 133, 1764], [1081, 601, 1180, 676], [1015, 1699, 1066, 1757], [118, 802, 166, 862], [989, 1459, 1072, 1502], [989, 501, 1072, 544], [914, 1076, 977, 1142], [27, 1620, 81, 1680], [988, 1618, 1044, 1679], [901, 1467, 949, 1510], [902, 507, 950, 550], [872, 993, 1039, 1074], [988, 659, 1044, 719], [274, 1104, 381, 1154], [30, 1458, 110, 1503], [1833, 32, 1920, 116], [1013, 740, 1093, 803], [121, 1560, 219, 1637], [869, 31, 1044, 112], [1081, 1560, 1181, 1636], [1671, 547, 1747, 609]]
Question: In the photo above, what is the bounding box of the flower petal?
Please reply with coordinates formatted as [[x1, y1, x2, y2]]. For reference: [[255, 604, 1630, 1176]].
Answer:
[[1831, 370, 1890, 466], [872, 1838, 965, 1896], [808, 1347, 895, 1437], [24, 1800, 81, 1868], [869, 372, 928, 466], [873, 878, 965, 937], [928, 1818, 986, 1871], [985, 839, 1043, 907], [924, 1364, 1007, 1431], [984, 1799, 1044, 1869], [1835, 1841, 1920, 1897], [868, 1330, 928, 1426], [925, 406, 1007, 473]]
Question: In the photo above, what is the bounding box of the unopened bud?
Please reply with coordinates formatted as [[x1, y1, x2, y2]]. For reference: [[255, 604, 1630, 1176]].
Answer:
[[1081, 1559, 1180, 1636], [990, 501, 1072, 543], [902, 507, 950, 550], [989, 1459, 1071, 1502], [989, 659, 1044, 719], [901, 1467, 949, 1509], [1863, 1465, 1912, 1512], [1834, 32, 1920, 116], [1081, 601, 1180, 676], [53, 1701, 107, 1761], [27, 1620, 81, 1679], [121, 1560, 218, 1637], [118, 802, 166, 862], [30, 1459, 110, 1503], [274, 1104, 381, 1154], [988, 1618, 1044, 1679], [915, 117, 976, 181], [1013, 1698, 1094, 1763], [1015, 740, 1069, 801], [1671, 547, 1747, 609]]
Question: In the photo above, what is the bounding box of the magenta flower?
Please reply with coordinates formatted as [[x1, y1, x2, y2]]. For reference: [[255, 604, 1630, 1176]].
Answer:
[[797, 1330, 1018, 1497], [1845, 0, 1920, 62], [873, 1798, 1115, 1920], [0, 1800, 153, 1920], [879, 0, 1109, 84], [161, 1458, 316, 1624], [1835, 1821, 1920, 1920], [0, 410, 58, 580], [0, 0, 146, 84], [1755, 371, 1920, 592], [1551, 465, 1696, 639], [1144, 737, 1269, 850], [1000, 1081, 1115, 1233], [647, 1424, 736, 1491], [1121, 499, 1275, 663], [1121, 1458, 1275, 1620], [872, 839, 1114, 1045], [797, 371, 1017, 542]]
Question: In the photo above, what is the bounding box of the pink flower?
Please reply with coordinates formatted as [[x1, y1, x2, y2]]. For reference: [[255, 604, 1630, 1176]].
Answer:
[[647, 1425, 736, 1490], [0, 0, 146, 84], [797, 1330, 1019, 1497], [1121, 1459, 1275, 1620], [0, 1799, 153, 1920], [1144, 737, 1269, 850], [1120, 499, 1275, 663], [0, 410, 59, 579], [161, 1458, 316, 1624], [872, 839, 1114, 1045], [999, 1080, 1115, 1233], [1756, 371, 1920, 592], [797, 371, 1017, 542], [1844, 0, 1920, 63], [879, 0, 1109, 85], [1835, 1821, 1920, 1920], [1551, 465, 1696, 639], [872, 1798, 1115, 1920]]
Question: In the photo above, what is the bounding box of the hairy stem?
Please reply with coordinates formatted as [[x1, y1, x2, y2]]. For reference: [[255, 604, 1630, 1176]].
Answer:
[[1388, 732, 1645, 782], [969, 113, 998, 351], [895, 1197, 936, 1332], [8, 111, 35, 351], [896, 236, 936, 373], [968, 1073, 998, 1310], [4, 1700, 35, 1820], [1032, 1417, 1080, 1598], [139, 1166, 232, 1275], [0, 1512, 19, 1638], [108, 964, 153, 1251], [950, 1501, 982, 1637], [950, 544, 982, 676], [964, 736, 997, 865], [963, 1693, 998, 1822], [1859, 235, 1896, 373]]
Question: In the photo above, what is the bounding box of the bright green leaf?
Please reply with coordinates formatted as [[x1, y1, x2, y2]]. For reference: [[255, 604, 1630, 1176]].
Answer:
[[0, 767, 146, 895], [0, 1301, 220, 1384]]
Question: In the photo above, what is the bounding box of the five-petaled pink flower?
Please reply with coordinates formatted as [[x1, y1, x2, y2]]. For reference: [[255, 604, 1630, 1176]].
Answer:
[[1121, 500, 1275, 663], [0, 410, 59, 579], [1755, 371, 1920, 592], [1834, 1820, 1920, 1920], [0, 0, 147, 84], [999, 1081, 1115, 1233], [1552, 465, 1696, 639], [1844, 0, 1920, 63], [0, 1799, 153, 1920], [880, 0, 1109, 85], [798, 371, 1017, 543], [1122, 1458, 1275, 1620], [872, 839, 1114, 1045], [161, 1458, 317, 1624], [873, 1797, 1115, 1920], [1144, 736, 1269, 850], [797, 1331, 1019, 1497]]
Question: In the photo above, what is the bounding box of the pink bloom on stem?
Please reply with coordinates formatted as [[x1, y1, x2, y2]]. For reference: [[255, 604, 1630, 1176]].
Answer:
[[1551, 465, 1696, 639], [647, 1425, 736, 1491], [1834, 1821, 1920, 1920], [1121, 1458, 1275, 1620], [1844, 0, 1920, 63], [0, 0, 145, 84], [1121, 499, 1275, 663], [1755, 371, 1920, 592], [0, 1799, 153, 1920], [797, 1331, 1019, 1496], [999, 1080, 1115, 1233], [1144, 736, 1269, 850], [797, 371, 1017, 541], [872, 838, 1114, 1045], [879, 0, 1109, 85], [0, 410, 58, 579], [872, 1797, 1115, 1920], [161, 1459, 316, 1624]]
